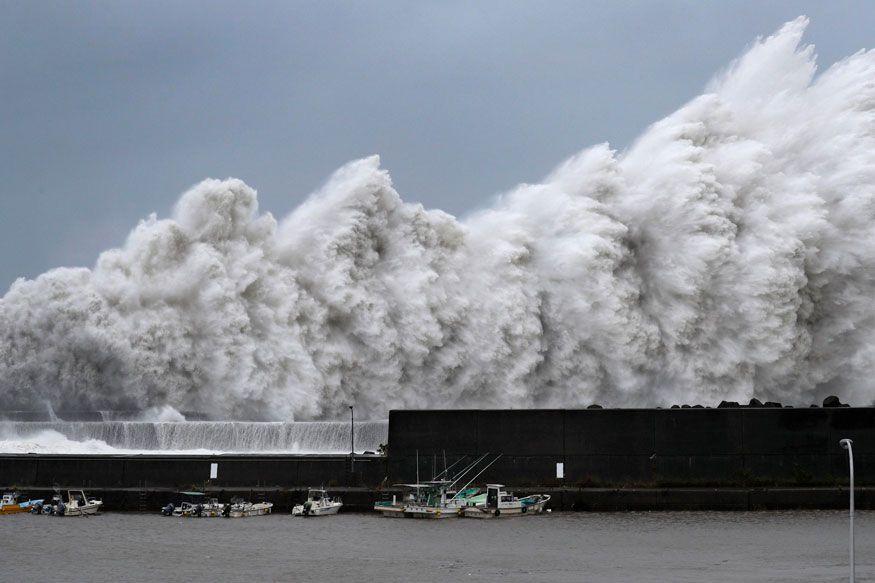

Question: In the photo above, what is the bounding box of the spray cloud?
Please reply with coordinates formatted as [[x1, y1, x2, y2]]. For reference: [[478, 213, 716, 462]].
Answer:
[[2, 18, 874, 419]]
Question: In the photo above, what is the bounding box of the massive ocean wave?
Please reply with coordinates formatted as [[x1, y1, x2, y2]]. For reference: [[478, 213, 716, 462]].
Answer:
[[2, 18, 874, 420]]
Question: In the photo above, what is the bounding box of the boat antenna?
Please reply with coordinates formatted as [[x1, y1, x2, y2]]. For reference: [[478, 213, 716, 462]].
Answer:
[[446, 453, 492, 490], [416, 450, 420, 485], [430, 454, 470, 481], [450, 454, 503, 500]]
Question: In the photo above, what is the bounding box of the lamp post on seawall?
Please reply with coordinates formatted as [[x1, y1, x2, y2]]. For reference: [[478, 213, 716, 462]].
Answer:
[[839, 438, 854, 583], [350, 406, 355, 474]]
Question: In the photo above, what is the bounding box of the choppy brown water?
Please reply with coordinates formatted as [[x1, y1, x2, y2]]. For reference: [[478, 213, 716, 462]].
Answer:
[[1, 510, 871, 582]]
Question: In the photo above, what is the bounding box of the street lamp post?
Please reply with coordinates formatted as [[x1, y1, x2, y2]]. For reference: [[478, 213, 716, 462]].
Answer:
[[839, 438, 854, 583], [349, 405, 355, 474]]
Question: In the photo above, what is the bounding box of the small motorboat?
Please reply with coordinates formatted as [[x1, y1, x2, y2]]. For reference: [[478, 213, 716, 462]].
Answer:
[[1, 492, 43, 515], [163, 492, 220, 517], [59, 490, 103, 516], [461, 484, 550, 518], [292, 488, 342, 516], [38, 492, 64, 515], [199, 497, 225, 517], [374, 495, 406, 518], [227, 497, 273, 518]]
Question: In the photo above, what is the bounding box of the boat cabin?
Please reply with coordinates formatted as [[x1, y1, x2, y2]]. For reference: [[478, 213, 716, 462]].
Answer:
[[485, 484, 514, 507], [67, 490, 88, 506], [307, 488, 328, 501]]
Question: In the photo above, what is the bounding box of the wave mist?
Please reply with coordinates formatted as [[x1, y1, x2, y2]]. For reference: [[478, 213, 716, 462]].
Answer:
[[2, 18, 874, 419]]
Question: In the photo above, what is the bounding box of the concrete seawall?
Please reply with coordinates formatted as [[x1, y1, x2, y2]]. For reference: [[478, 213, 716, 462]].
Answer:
[[387, 408, 874, 487], [0, 453, 386, 489], [1, 407, 871, 511]]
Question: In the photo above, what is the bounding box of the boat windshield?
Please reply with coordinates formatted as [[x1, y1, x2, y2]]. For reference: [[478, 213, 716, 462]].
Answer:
[[68, 491, 87, 504]]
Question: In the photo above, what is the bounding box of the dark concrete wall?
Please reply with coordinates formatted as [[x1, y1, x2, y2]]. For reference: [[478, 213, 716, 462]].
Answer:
[[387, 408, 874, 487], [2, 407, 871, 511], [0, 454, 386, 490]]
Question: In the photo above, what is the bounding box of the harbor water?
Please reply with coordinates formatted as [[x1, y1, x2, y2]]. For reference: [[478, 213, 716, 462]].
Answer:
[[1, 510, 871, 582]]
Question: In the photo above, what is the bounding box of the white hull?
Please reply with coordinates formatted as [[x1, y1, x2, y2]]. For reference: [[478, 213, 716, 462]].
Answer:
[[63, 502, 102, 516], [461, 498, 549, 519], [172, 503, 224, 517], [229, 502, 273, 518], [375, 505, 405, 517], [404, 506, 457, 519], [292, 502, 341, 516], [375, 503, 459, 518]]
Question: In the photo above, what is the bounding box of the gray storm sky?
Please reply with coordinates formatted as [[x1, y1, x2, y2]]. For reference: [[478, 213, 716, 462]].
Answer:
[[2, 1, 874, 292]]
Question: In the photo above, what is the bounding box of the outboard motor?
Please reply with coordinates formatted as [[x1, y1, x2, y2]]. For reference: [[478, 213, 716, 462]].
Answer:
[[222, 503, 231, 517], [162, 503, 175, 516], [303, 500, 312, 516], [56, 500, 66, 516]]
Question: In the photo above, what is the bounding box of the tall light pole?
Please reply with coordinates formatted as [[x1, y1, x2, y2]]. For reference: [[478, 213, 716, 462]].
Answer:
[[349, 405, 355, 473], [839, 438, 854, 583]]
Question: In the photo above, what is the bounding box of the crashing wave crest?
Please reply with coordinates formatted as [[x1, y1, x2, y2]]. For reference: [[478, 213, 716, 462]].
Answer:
[[2, 17, 874, 419]]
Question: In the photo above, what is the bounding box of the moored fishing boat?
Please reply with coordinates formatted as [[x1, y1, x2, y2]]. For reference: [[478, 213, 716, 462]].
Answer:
[[374, 483, 452, 518], [1, 492, 43, 515], [401, 481, 482, 519], [43, 490, 103, 516], [461, 484, 550, 518], [374, 497, 406, 517], [162, 492, 220, 517], [375, 453, 498, 518], [228, 497, 273, 517], [35, 491, 63, 515], [59, 490, 103, 516], [199, 497, 225, 517], [292, 488, 342, 516], [373, 481, 483, 518]]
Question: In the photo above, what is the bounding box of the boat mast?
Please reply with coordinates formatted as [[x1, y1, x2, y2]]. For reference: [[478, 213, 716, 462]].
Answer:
[[450, 454, 503, 500]]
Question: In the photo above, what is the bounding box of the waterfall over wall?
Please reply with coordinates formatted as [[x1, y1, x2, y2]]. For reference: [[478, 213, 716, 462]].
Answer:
[[0, 421, 388, 454]]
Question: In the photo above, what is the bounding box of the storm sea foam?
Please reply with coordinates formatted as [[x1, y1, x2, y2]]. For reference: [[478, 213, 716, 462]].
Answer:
[[2, 18, 874, 422]]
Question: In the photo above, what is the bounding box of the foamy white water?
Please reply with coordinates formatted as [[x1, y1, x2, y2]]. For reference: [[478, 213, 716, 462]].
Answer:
[[0, 421, 387, 454], [1, 17, 874, 419]]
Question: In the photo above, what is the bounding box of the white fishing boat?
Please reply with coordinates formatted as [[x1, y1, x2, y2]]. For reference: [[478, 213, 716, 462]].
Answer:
[[163, 492, 221, 517], [461, 484, 550, 518], [200, 497, 225, 517], [400, 484, 458, 519], [398, 482, 484, 519], [292, 488, 342, 516], [59, 490, 103, 516], [375, 453, 496, 518], [228, 497, 273, 518]]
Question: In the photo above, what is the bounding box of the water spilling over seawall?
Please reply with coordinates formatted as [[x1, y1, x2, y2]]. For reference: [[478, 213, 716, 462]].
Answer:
[[0, 420, 388, 454], [2, 17, 875, 418]]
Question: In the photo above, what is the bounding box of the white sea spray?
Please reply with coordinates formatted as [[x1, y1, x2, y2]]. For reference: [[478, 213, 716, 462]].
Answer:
[[1, 18, 873, 419]]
